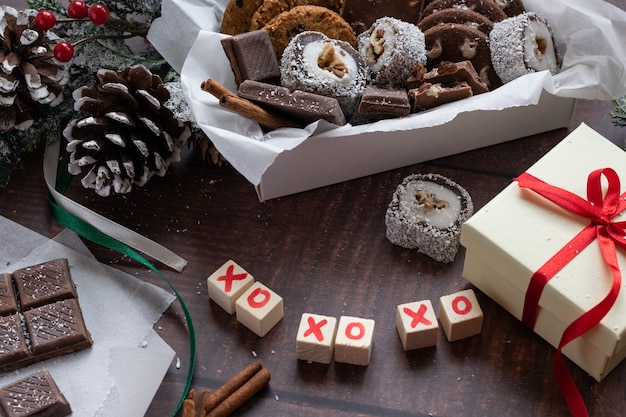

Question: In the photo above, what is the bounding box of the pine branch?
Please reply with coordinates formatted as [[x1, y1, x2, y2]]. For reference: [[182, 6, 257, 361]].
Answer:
[[611, 98, 626, 127]]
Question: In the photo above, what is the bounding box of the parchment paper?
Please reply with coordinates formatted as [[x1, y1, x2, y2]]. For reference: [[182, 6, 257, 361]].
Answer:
[[0, 217, 177, 416]]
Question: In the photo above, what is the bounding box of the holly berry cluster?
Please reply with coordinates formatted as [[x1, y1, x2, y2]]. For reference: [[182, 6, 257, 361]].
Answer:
[[34, 1, 111, 63]]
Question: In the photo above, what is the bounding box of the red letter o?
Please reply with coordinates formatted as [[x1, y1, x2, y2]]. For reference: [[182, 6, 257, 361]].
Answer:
[[452, 295, 472, 315], [247, 287, 270, 308]]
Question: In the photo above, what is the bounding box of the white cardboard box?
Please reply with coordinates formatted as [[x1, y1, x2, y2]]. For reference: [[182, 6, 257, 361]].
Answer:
[[460, 124, 626, 381], [151, 0, 626, 201]]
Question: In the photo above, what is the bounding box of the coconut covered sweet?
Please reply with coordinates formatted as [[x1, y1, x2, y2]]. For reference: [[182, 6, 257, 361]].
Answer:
[[385, 173, 473, 263]]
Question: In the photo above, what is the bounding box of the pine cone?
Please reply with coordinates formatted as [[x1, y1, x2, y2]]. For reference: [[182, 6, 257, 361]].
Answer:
[[63, 65, 191, 197], [0, 6, 70, 131]]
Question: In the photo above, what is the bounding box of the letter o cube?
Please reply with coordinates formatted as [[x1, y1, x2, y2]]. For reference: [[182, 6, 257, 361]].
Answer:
[[334, 316, 375, 366], [396, 300, 438, 350], [235, 282, 284, 337], [296, 313, 337, 364], [207, 260, 254, 314], [438, 289, 483, 342]]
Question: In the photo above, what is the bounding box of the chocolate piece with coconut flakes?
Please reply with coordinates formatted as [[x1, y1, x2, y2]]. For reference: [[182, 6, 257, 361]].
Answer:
[[358, 86, 410, 117], [0, 369, 72, 417], [237, 80, 347, 126], [0, 258, 92, 373]]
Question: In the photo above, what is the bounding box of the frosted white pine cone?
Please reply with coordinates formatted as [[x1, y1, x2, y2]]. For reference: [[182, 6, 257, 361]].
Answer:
[[64, 65, 191, 197], [0, 6, 70, 131]]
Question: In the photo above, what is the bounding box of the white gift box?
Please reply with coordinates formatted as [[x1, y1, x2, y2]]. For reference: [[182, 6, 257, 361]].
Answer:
[[149, 0, 626, 201], [460, 124, 626, 381]]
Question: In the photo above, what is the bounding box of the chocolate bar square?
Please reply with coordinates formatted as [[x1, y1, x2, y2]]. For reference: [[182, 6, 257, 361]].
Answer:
[[0, 314, 29, 363], [0, 369, 72, 417], [13, 258, 77, 310], [221, 30, 281, 86], [237, 80, 347, 126], [0, 273, 17, 316], [358, 86, 411, 117], [25, 299, 92, 356], [0, 258, 92, 373]]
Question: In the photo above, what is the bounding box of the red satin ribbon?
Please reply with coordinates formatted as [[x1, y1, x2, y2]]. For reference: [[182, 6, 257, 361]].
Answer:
[[515, 168, 626, 417]]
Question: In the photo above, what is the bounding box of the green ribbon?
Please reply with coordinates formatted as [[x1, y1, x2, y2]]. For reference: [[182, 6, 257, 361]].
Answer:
[[45, 143, 196, 416]]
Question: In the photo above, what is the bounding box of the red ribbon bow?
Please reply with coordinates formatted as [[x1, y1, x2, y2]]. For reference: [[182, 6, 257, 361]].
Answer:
[[515, 168, 626, 417]]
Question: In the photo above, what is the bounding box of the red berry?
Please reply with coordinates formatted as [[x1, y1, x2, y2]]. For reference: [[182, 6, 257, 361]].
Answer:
[[53, 42, 75, 63], [67, 1, 89, 19], [88, 4, 110, 25], [34, 10, 57, 31]]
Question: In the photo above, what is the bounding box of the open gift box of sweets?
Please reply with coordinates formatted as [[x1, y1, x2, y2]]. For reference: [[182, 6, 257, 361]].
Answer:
[[461, 123, 626, 382], [151, 0, 626, 200]]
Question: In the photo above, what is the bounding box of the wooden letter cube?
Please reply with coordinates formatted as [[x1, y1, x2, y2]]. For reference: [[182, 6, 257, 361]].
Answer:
[[438, 289, 483, 342], [207, 260, 254, 314], [396, 300, 438, 350], [296, 313, 337, 364], [334, 316, 375, 366], [235, 282, 284, 337]]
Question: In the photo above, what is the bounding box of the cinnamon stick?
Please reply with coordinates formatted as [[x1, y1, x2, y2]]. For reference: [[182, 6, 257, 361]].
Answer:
[[219, 94, 302, 130], [200, 78, 302, 130], [182, 398, 197, 417], [206, 367, 271, 417], [200, 78, 232, 100], [203, 360, 263, 413], [182, 388, 210, 417]]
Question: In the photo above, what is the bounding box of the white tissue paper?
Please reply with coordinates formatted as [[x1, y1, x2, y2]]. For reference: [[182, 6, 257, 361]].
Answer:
[[150, 0, 626, 200], [0, 216, 177, 417]]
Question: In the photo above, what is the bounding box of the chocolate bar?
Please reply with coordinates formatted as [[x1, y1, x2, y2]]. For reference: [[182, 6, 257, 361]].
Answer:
[[13, 259, 78, 310], [0, 369, 72, 417], [358, 86, 411, 117], [0, 274, 17, 315], [221, 30, 281, 87], [237, 80, 347, 126], [0, 258, 92, 373]]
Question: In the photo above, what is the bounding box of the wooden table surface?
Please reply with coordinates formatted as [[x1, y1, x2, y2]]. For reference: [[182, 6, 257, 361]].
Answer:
[[2, 1, 626, 416]]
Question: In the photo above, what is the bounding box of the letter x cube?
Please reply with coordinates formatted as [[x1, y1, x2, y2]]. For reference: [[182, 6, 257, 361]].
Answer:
[[207, 260, 254, 314], [438, 289, 483, 342], [334, 316, 375, 366], [235, 282, 284, 337], [396, 300, 438, 350], [296, 313, 337, 364]]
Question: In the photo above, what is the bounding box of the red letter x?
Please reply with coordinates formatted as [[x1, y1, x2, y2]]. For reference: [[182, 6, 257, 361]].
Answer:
[[403, 304, 432, 328], [217, 264, 247, 293], [303, 316, 328, 342]]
